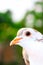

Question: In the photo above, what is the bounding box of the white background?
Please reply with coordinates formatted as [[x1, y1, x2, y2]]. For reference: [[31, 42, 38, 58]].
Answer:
[[0, 0, 39, 21]]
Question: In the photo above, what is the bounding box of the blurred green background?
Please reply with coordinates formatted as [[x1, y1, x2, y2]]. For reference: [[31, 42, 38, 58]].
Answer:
[[0, 1, 43, 65]]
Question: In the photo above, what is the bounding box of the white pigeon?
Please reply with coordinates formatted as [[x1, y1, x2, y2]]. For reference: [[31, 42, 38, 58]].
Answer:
[[10, 28, 43, 65]]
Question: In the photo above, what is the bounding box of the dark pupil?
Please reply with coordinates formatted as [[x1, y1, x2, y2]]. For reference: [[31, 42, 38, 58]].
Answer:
[[26, 32, 31, 36]]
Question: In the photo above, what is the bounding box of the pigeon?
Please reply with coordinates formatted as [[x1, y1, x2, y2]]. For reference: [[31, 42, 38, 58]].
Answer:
[[10, 28, 43, 65]]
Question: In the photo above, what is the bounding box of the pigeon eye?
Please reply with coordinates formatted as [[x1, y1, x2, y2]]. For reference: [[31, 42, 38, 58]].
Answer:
[[25, 31, 31, 36]]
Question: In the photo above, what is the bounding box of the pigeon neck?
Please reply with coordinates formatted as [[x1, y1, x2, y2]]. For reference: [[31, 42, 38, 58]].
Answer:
[[29, 57, 43, 65]]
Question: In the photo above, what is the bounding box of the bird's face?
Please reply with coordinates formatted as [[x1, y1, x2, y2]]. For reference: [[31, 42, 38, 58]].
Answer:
[[10, 28, 42, 49]]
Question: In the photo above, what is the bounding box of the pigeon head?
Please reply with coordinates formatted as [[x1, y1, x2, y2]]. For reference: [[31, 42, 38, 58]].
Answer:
[[10, 28, 42, 48]]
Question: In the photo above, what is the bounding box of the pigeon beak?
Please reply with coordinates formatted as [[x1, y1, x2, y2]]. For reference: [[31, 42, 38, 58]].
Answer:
[[10, 37, 22, 46]]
